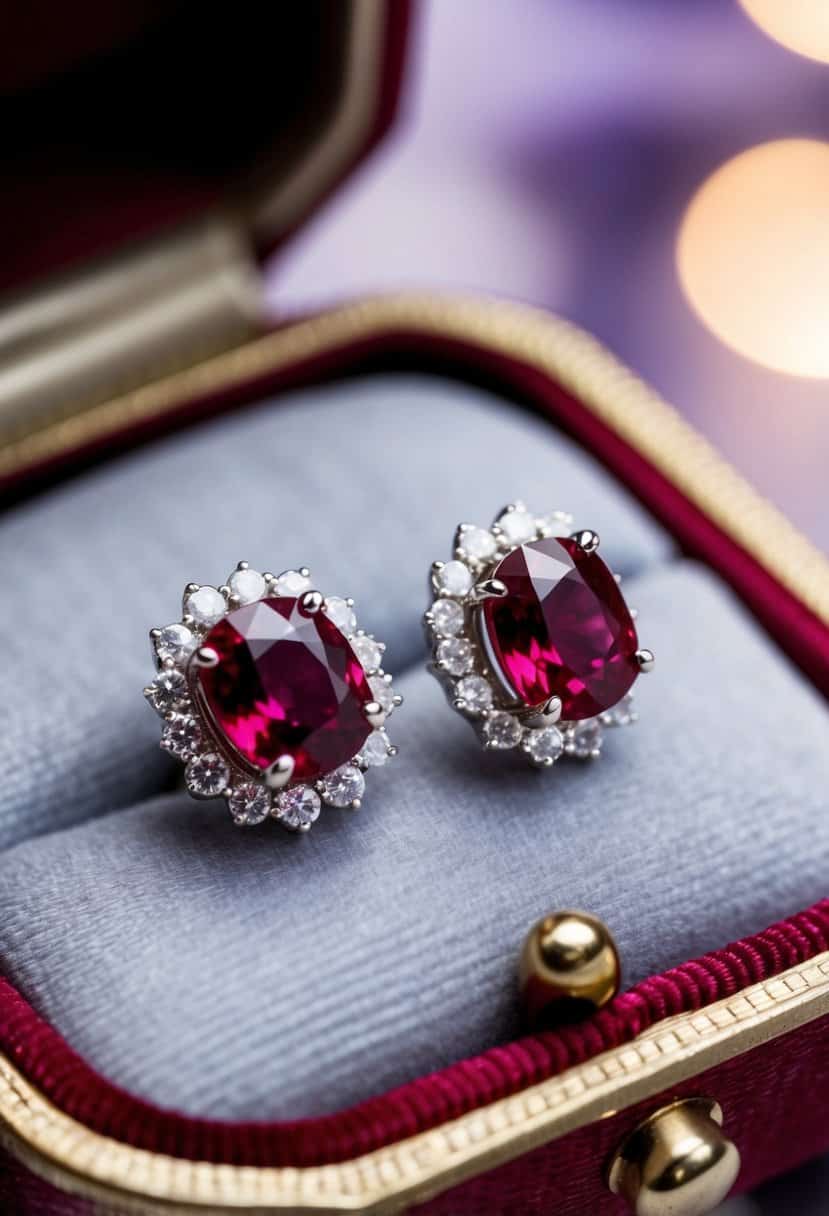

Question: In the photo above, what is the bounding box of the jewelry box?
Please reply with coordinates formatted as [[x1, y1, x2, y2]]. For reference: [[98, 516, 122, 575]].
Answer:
[[1, 5, 827, 1214]]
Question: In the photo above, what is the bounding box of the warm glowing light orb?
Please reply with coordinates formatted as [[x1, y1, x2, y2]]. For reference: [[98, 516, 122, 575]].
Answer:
[[739, 0, 829, 64], [677, 140, 829, 379]]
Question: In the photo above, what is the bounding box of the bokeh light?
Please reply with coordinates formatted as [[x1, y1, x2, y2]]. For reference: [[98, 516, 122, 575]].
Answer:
[[677, 139, 829, 379], [739, 0, 829, 65]]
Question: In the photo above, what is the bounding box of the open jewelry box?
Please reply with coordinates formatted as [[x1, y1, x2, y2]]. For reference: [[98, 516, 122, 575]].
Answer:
[[1, 4, 828, 1213]]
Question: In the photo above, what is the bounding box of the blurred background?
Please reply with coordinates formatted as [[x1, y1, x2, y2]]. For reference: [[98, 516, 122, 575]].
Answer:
[[270, 0, 829, 551]]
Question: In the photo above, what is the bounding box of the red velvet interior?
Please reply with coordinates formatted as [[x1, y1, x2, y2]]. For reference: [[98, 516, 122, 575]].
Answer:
[[1, 902, 826, 1170], [417, 1013, 829, 1215], [0, 2, 409, 296]]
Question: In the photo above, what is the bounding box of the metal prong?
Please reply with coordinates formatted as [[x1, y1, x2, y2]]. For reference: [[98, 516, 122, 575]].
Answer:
[[184, 582, 200, 595], [541, 695, 562, 724], [191, 646, 220, 668], [236, 560, 249, 571], [635, 648, 655, 673], [471, 578, 508, 603], [299, 590, 324, 616], [265, 755, 295, 790], [149, 628, 162, 642], [570, 529, 600, 554], [363, 701, 387, 729]]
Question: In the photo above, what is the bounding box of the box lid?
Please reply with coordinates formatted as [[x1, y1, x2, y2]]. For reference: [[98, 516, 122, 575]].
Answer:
[[0, 0, 412, 450], [1, 0, 411, 296]]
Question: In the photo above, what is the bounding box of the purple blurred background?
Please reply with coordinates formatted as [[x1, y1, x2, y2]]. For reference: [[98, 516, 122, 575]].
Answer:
[[267, 0, 829, 551]]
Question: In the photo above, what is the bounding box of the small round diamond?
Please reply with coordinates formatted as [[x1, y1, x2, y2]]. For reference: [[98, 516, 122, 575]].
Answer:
[[154, 623, 196, 664], [497, 508, 536, 545], [435, 560, 473, 596], [437, 638, 473, 677], [362, 731, 391, 767], [185, 586, 226, 627], [569, 720, 604, 759], [275, 785, 321, 831], [369, 676, 397, 716], [185, 752, 229, 797], [430, 599, 465, 637], [325, 596, 357, 633], [525, 726, 564, 766], [227, 782, 271, 826], [538, 510, 574, 537], [456, 675, 493, 712], [459, 527, 497, 562], [320, 764, 365, 807], [274, 569, 311, 596], [483, 712, 522, 749], [352, 634, 382, 672], [601, 694, 636, 727], [228, 567, 266, 605], [161, 713, 201, 758], [147, 667, 188, 714]]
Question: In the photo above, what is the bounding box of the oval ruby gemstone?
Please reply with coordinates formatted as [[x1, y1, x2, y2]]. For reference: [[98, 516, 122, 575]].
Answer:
[[196, 597, 373, 782], [481, 537, 639, 720]]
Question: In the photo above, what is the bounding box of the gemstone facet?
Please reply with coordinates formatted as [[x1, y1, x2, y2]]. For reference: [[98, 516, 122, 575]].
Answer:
[[275, 785, 321, 830], [483, 712, 522, 749], [430, 598, 465, 636], [320, 764, 365, 807], [186, 752, 230, 797], [196, 596, 373, 782], [227, 782, 271, 826], [482, 537, 639, 721], [436, 561, 473, 596]]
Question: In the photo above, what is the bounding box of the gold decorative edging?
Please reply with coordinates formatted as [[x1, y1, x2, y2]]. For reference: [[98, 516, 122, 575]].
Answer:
[[2, 952, 828, 1214], [2, 294, 828, 625]]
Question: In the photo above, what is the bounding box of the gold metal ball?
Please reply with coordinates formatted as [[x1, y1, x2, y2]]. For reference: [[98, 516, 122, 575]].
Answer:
[[607, 1098, 740, 1216], [518, 909, 620, 1023]]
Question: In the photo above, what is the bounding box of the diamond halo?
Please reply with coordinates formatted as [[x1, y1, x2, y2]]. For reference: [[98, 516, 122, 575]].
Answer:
[[425, 503, 653, 771], [145, 563, 402, 831]]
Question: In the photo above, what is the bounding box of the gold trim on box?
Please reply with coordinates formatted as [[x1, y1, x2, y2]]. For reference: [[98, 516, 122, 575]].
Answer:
[[1, 294, 828, 625], [2, 952, 828, 1213]]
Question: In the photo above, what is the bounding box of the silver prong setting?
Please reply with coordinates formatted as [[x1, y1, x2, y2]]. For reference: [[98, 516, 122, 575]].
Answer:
[[635, 648, 655, 673], [570, 528, 600, 554], [191, 646, 220, 669], [265, 754, 296, 790], [299, 589, 324, 616], [363, 701, 387, 729], [470, 578, 508, 603]]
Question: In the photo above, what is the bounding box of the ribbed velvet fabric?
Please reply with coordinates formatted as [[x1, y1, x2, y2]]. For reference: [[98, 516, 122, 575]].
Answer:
[[1, 903, 827, 1170], [0, 375, 826, 1154]]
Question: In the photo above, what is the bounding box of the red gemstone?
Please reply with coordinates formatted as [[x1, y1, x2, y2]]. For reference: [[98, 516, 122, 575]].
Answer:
[[482, 537, 639, 720], [196, 597, 373, 782]]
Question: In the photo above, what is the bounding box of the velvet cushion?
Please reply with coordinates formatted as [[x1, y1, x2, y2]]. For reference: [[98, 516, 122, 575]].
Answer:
[[0, 376, 826, 1135]]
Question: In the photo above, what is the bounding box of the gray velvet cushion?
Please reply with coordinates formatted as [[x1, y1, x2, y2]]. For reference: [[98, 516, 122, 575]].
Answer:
[[0, 375, 826, 1126]]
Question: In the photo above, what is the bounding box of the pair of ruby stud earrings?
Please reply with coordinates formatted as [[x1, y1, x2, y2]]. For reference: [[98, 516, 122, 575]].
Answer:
[[144, 502, 654, 832]]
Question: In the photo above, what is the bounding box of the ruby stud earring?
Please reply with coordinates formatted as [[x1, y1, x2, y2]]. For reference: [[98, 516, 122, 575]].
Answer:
[[144, 563, 401, 830], [425, 503, 653, 767]]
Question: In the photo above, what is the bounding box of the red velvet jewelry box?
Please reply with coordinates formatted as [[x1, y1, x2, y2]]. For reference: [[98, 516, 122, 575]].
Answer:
[[1, 5, 828, 1214]]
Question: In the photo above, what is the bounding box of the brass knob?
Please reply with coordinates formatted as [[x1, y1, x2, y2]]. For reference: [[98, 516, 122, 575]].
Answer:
[[518, 909, 620, 1022], [607, 1097, 741, 1216]]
